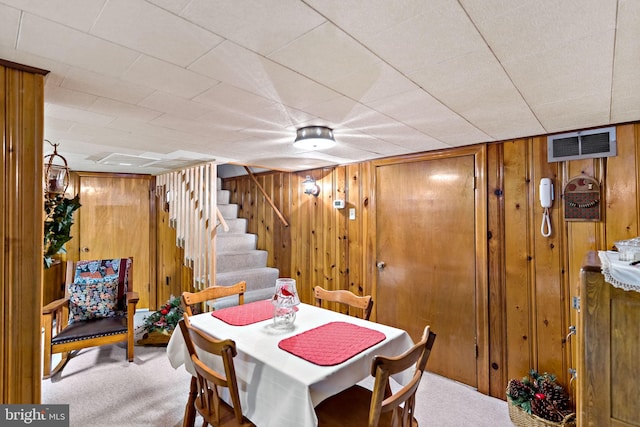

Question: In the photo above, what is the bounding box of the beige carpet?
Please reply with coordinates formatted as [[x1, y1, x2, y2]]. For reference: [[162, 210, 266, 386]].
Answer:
[[41, 341, 511, 427]]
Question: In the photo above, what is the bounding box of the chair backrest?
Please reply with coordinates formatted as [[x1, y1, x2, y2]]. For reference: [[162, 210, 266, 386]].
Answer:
[[314, 285, 374, 320], [368, 325, 436, 427], [179, 315, 244, 425], [181, 281, 246, 316]]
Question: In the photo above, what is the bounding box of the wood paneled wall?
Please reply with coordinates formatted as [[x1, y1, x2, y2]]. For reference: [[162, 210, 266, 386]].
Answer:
[[0, 60, 47, 403], [223, 164, 372, 307], [222, 122, 640, 399]]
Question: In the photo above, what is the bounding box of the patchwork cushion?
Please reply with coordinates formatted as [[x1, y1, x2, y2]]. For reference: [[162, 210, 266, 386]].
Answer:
[[68, 276, 119, 324], [74, 258, 131, 310]]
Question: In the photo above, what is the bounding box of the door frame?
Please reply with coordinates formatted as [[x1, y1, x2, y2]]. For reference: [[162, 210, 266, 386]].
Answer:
[[367, 145, 489, 394]]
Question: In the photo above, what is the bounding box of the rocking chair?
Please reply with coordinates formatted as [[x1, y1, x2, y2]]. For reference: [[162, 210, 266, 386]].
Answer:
[[42, 257, 138, 379]]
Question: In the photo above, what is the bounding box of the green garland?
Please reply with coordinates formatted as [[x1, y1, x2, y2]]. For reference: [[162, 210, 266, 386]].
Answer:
[[139, 295, 184, 334]]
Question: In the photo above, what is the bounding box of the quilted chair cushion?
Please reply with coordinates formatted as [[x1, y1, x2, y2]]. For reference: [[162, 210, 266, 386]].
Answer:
[[68, 276, 119, 324], [74, 258, 130, 310]]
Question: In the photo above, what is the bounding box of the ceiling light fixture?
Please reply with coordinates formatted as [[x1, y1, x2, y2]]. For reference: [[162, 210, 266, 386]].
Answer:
[[293, 126, 336, 150]]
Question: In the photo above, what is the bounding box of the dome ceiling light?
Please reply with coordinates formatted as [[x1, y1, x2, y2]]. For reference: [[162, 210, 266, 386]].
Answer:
[[293, 126, 336, 150]]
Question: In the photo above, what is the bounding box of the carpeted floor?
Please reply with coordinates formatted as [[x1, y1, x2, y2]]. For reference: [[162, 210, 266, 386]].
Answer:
[[41, 341, 511, 427]]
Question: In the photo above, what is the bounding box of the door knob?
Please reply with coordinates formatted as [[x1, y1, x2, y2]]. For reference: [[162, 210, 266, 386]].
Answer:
[[81, 247, 90, 253], [376, 261, 386, 270]]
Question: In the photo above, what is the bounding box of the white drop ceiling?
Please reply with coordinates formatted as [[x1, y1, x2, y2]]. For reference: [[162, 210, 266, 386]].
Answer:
[[1, 0, 638, 174]]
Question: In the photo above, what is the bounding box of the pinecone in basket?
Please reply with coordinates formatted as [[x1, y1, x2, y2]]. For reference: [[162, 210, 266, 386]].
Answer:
[[531, 394, 564, 422], [507, 378, 534, 404], [538, 377, 570, 412]]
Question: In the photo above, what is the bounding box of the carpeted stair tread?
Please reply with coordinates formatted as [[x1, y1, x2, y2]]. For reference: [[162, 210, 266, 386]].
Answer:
[[216, 233, 258, 252], [217, 250, 268, 272]]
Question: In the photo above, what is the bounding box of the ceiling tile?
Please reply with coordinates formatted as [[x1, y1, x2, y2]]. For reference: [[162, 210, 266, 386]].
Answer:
[[327, 61, 418, 104], [305, 0, 429, 41], [88, 97, 163, 122], [610, 0, 640, 123], [534, 92, 611, 133], [122, 55, 219, 98], [194, 82, 274, 110], [0, 0, 106, 32], [188, 40, 272, 95], [108, 117, 209, 146], [504, 33, 614, 109], [18, 13, 140, 77], [461, 0, 616, 62], [409, 51, 544, 140], [45, 85, 97, 110], [180, 0, 325, 55], [149, 114, 244, 141], [0, 3, 20, 48], [146, 0, 191, 14], [360, 0, 479, 75], [61, 67, 154, 104], [45, 104, 115, 127], [369, 89, 490, 145], [268, 22, 380, 86], [90, 0, 223, 67], [138, 91, 214, 120], [259, 60, 343, 110]]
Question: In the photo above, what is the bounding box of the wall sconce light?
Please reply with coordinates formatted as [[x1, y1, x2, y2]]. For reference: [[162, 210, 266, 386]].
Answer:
[[43, 140, 70, 197], [302, 175, 320, 197], [293, 126, 336, 150]]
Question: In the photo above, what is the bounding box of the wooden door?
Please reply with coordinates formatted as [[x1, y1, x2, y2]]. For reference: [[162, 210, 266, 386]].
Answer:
[[78, 174, 152, 308], [375, 155, 477, 387]]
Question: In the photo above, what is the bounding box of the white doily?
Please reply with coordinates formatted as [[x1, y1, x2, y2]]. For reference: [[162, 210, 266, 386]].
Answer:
[[598, 251, 640, 293]]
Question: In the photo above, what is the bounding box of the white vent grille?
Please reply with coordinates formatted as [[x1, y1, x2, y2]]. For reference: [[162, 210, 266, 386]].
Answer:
[[547, 127, 616, 162]]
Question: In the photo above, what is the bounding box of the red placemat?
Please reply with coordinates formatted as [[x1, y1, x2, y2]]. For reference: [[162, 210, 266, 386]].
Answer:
[[278, 321, 386, 366], [212, 299, 274, 326]]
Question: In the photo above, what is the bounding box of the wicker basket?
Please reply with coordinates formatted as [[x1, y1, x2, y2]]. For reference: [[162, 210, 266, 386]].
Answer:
[[507, 402, 576, 427]]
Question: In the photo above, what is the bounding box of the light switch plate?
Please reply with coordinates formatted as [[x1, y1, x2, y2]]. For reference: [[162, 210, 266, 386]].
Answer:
[[349, 208, 356, 220]]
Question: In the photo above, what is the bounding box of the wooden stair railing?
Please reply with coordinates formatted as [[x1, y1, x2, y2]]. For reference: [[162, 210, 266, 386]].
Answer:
[[243, 166, 289, 227], [156, 162, 218, 290]]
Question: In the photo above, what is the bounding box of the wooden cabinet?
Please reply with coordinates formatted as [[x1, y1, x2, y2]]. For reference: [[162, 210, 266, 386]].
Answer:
[[577, 251, 640, 426]]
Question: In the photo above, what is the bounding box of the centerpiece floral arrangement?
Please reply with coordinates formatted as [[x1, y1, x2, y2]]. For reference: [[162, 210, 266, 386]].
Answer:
[[507, 370, 575, 426], [139, 295, 184, 336]]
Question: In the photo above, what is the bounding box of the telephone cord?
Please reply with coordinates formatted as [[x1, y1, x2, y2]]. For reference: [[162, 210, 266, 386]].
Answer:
[[541, 207, 552, 237]]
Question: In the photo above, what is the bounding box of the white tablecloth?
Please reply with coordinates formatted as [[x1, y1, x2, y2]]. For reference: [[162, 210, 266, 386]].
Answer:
[[167, 302, 414, 427], [598, 250, 640, 293]]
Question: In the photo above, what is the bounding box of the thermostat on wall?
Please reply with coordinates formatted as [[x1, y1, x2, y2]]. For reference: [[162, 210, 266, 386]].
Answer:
[[333, 200, 345, 209]]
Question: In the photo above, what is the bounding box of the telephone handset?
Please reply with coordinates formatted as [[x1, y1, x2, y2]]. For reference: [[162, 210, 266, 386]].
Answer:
[[539, 178, 553, 237], [539, 178, 554, 208]]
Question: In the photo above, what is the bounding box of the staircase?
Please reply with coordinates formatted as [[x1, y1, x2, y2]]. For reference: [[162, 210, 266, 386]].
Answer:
[[213, 179, 279, 309]]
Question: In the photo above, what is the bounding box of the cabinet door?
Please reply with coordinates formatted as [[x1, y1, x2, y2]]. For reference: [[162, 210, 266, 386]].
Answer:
[[580, 269, 640, 426], [78, 174, 153, 308]]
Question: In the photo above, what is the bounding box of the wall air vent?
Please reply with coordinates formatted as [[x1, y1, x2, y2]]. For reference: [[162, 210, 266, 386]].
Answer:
[[547, 126, 616, 162]]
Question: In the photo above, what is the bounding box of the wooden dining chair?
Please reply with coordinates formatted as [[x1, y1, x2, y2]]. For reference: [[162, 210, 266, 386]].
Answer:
[[314, 285, 374, 320], [181, 281, 246, 316], [315, 325, 436, 427], [179, 315, 254, 427], [180, 281, 247, 427]]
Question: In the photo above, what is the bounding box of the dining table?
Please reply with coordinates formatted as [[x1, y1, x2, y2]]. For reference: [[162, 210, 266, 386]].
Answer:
[[166, 300, 415, 427]]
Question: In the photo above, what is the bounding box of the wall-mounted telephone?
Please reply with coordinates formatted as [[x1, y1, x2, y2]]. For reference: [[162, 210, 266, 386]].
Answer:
[[540, 178, 554, 208], [539, 178, 553, 237]]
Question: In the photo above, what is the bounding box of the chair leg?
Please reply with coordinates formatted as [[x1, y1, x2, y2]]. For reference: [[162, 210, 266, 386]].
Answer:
[[43, 324, 52, 379], [127, 332, 135, 362], [183, 376, 197, 427]]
